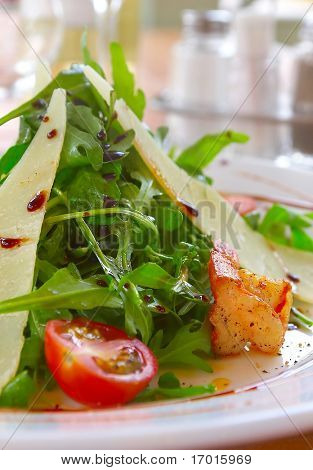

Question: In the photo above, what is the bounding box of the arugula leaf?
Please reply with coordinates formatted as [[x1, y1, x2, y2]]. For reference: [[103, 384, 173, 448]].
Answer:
[[66, 167, 121, 227], [149, 329, 163, 351], [258, 204, 289, 235], [68, 167, 120, 211], [36, 259, 58, 283], [291, 227, 313, 252], [250, 203, 313, 252], [135, 372, 215, 402], [81, 31, 105, 77], [19, 307, 72, 380], [154, 205, 183, 232], [18, 336, 42, 371], [154, 126, 169, 147], [131, 171, 161, 210], [0, 66, 86, 126], [39, 224, 67, 266], [0, 143, 28, 179], [244, 211, 261, 231], [120, 181, 139, 201], [123, 263, 204, 304], [124, 263, 176, 289], [17, 116, 34, 144], [176, 131, 249, 174], [152, 323, 212, 373], [114, 222, 133, 271], [122, 283, 153, 343], [290, 306, 313, 331], [0, 371, 35, 407], [137, 382, 215, 401], [110, 129, 135, 152], [0, 268, 122, 313], [29, 308, 72, 339], [158, 371, 180, 388], [110, 42, 146, 120], [67, 103, 103, 136], [60, 124, 103, 170]]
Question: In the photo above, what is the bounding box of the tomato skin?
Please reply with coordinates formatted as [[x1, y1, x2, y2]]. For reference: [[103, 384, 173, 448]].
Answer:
[[224, 194, 256, 216], [44, 319, 158, 408]]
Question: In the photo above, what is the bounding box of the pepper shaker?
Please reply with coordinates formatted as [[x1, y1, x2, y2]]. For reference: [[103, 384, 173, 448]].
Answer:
[[168, 10, 234, 111]]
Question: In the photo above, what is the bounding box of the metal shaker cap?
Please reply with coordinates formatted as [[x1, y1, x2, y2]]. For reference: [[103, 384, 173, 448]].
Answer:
[[182, 9, 232, 36]]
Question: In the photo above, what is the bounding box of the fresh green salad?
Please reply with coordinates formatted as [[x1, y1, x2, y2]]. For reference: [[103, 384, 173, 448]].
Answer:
[[0, 39, 312, 410]]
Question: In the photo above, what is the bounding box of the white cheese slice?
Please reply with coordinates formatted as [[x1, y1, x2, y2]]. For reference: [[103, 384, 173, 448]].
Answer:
[[34, 60, 52, 95], [83, 66, 285, 281], [0, 89, 66, 391]]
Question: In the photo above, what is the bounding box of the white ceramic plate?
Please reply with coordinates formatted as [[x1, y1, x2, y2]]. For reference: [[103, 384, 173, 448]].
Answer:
[[0, 156, 313, 450]]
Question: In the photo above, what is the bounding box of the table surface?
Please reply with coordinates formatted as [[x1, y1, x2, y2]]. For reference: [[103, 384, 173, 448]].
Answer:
[[1, 28, 313, 451]]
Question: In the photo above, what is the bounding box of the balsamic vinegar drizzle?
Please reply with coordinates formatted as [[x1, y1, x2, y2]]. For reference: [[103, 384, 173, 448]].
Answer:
[[177, 197, 199, 217], [97, 129, 106, 141], [287, 272, 300, 284], [40, 115, 49, 122], [27, 190, 47, 212], [47, 129, 57, 139], [0, 237, 28, 249]]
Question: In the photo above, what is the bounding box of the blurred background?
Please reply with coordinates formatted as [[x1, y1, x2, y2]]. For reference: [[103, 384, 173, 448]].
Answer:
[[1, 0, 313, 165]]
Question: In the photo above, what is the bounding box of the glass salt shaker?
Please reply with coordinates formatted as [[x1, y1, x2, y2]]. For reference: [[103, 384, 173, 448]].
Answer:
[[293, 17, 313, 115], [232, 4, 278, 115], [168, 10, 234, 111], [288, 17, 313, 158]]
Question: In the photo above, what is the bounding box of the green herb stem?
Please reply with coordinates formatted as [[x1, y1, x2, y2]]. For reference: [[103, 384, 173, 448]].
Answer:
[[290, 306, 313, 330], [46, 195, 62, 211], [76, 217, 120, 281], [45, 207, 158, 235], [0, 287, 121, 314], [51, 188, 121, 281]]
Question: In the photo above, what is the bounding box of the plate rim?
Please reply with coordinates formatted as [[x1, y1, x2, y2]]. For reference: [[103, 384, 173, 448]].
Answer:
[[1, 371, 313, 449]]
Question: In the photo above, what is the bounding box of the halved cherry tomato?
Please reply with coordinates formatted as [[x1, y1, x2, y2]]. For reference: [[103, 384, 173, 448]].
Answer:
[[44, 318, 158, 408], [224, 194, 257, 216]]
